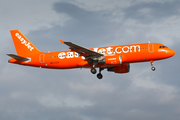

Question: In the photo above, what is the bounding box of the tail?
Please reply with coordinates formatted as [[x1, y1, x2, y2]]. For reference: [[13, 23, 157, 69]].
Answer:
[[10, 30, 41, 56]]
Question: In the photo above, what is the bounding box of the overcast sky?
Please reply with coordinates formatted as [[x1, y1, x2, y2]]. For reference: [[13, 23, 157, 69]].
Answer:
[[1, 0, 180, 120]]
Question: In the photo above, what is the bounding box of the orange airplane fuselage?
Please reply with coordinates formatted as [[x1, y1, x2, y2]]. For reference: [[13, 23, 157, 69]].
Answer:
[[7, 30, 175, 79]]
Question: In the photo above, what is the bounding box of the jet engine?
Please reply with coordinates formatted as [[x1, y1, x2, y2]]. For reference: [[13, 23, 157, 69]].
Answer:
[[107, 63, 130, 73], [98, 55, 126, 65]]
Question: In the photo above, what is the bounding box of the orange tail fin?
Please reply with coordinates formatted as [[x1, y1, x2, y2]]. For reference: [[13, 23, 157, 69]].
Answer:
[[10, 30, 41, 56]]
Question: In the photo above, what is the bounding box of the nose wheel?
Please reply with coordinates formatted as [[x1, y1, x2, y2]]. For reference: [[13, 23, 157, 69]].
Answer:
[[151, 67, 156, 71], [150, 60, 156, 71]]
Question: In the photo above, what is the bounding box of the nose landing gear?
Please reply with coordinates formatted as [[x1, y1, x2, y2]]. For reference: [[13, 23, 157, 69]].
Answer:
[[150, 60, 156, 71]]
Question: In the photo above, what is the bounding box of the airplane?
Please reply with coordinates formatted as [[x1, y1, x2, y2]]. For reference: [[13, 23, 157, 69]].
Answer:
[[7, 30, 175, 79]]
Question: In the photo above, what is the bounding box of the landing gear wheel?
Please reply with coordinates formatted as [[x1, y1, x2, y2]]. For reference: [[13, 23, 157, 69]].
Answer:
[[151, 67, 156, 71], [91, 68, 97, 74], [150, 60, 156, 71], [97, 73, 103, 79]]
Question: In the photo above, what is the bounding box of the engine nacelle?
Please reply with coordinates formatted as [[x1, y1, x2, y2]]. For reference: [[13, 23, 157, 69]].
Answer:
[[107, 63, 130, 73], [99, 55, 126, 65], [105, 55, 120, 65]]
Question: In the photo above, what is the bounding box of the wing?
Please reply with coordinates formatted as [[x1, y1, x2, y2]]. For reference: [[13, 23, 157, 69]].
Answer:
[[60, 40, 104, 59]]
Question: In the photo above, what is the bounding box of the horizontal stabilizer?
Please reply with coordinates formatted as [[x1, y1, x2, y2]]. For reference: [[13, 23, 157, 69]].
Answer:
[[7, 54, 30, 61]]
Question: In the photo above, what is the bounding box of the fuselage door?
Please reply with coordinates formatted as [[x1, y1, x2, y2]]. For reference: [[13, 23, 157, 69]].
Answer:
[[39, 54, 45, 63], [148, 43, 154, 53]]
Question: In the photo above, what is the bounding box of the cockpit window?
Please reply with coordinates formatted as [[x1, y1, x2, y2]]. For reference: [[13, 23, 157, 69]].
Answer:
[[159, 46, 168, 48]]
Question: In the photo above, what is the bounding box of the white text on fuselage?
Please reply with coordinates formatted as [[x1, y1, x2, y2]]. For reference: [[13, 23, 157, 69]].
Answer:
[[58, 45, 140, 59]]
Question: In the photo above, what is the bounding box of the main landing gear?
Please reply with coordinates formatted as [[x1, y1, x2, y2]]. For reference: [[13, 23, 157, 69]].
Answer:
[[90, 63, 104, 79], [91, 67, 97, 74], [90, 60, 104, 79], [97, 68, 104, 79], [150, 60, 156, 71], [91, 60, 98, 74]]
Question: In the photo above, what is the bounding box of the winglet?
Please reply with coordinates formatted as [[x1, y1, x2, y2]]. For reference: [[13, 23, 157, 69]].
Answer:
[[60, 40, 65, 44]]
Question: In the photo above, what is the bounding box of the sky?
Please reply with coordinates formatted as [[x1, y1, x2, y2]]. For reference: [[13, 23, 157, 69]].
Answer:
[[1, 0, 180, 120]]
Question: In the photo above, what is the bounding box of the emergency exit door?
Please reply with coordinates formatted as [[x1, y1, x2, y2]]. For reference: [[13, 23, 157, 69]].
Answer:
[[148, 43, 154, 53], [39, 54, 45, 63]]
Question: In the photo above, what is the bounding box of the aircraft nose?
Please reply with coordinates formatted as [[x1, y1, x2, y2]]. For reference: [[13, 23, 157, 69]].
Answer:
[[168, 49, 175, 57]]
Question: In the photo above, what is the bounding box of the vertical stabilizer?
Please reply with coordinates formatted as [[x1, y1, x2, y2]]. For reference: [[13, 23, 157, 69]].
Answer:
[[10, 30, 41, 56]]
